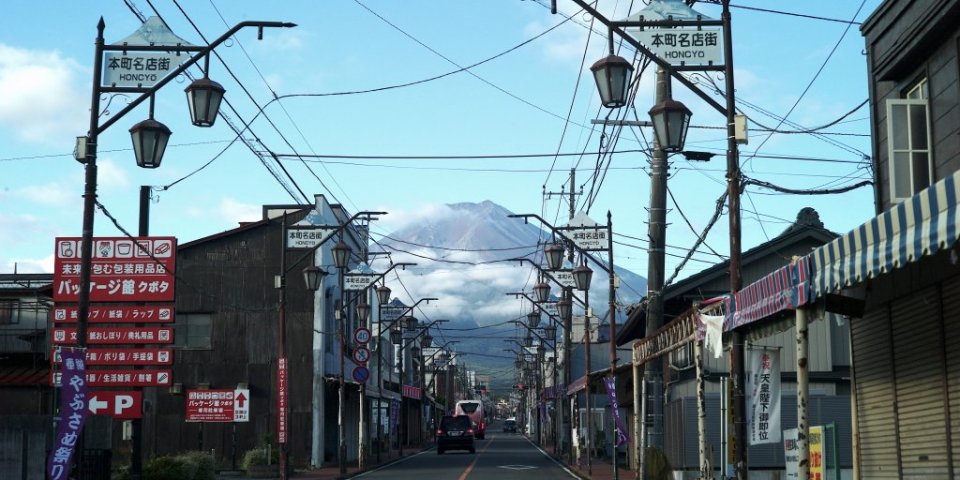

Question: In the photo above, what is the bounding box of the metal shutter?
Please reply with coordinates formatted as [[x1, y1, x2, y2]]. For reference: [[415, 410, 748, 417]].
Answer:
[[942, 276, 960, 478], [892, 286, 950, 479], [852, 306, 900, 478]]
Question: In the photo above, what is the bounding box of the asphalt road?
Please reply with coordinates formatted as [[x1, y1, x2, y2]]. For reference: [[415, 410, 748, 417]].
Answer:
[[353, 426, 578, 480]]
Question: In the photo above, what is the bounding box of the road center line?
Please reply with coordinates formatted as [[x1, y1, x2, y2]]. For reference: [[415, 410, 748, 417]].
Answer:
[[457, 437, 493, 480]]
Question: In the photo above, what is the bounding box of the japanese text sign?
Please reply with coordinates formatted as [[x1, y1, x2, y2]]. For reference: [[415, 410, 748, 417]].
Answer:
[[102, 52, 187, 88], [53, 348, 173, 366], [286, 227, 336, 249], [52, 369, 172, 387], [627, 27, 723, 66], [747, 349, 781, 445], [47, 348, 88, 480], [54, 236, 176, 302], [52, 327, 174, 345], [186, 389, 250, 422], [53, 305, 174, 323], [278, 357, 288, 443]]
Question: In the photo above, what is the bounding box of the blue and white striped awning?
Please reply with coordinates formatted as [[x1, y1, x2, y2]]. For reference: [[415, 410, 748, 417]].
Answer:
[[810, 170, 960, 297]]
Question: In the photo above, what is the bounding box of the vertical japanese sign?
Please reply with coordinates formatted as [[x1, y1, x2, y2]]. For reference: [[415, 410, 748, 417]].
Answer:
[[390, 398, 400, 430], [602, 377, 629, 447], [809, 425, 825, 480], [277, 357, 288, 444], [746, 348, 781, 445], [783, 428, 800, 479], [47, 349, 89, 480]]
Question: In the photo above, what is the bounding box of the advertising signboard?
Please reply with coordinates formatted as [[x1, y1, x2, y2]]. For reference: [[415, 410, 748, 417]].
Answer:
[[52, 327, 174, 345], [185, 389, 250, 422], [52, 369, 172, 387], [53, 236, 176, 302], [52, 305, 174, 323], [278, 357, 288, 443], [53, 347, 173, 366]]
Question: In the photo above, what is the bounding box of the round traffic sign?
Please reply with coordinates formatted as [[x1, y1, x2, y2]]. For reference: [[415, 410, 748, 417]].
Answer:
[[352, 346, 371, 364], [352, 366, 370, 383], [354, 327, 372, 344]]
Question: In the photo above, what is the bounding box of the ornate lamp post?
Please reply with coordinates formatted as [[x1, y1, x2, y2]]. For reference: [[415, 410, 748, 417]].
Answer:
[[332, 241, 351, 474]]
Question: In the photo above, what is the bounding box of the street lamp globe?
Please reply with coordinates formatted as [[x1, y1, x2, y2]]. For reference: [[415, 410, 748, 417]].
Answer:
[[590, 54, 634, 108], [403, 316, 418, 332], [544, 243, 565, 270], [533, 281, 551, 303], [648, 99, 693, 152], [527, 310, 541, 329], [376, 285, 391, 305], [355, 301, 371, 323], [421, 333, 433, 348], [332, 242, 351, 269], [185, 76, 226, 127], [557, 299, 572, 320], [390, 328, 403, 345], [543, 325, 557, 341], [302, 266, 326, 291], [573, 264, 593, 291], [524, 336, 534, 348], [129, 118, 171, 169]]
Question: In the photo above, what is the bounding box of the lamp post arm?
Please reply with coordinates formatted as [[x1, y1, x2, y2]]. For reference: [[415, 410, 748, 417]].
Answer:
[[507, 215, 612, 275], [283, 211, 388, 274], [324, 262, 417, 313], [511, 320, 557, 349], [564, 0, 727, 116], [505, 291, 569, 327], [381, 297, 439, 332], [505, 258, 587, 305], [95, 21, 296, 135]]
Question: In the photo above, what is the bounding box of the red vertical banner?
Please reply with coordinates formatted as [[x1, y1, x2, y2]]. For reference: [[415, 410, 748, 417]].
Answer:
[[277, 357, 288, 444]]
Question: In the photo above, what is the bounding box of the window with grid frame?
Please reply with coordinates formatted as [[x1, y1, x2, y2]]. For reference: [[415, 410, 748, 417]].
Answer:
[[174, 313, 212, 349], [0, 300, 20, 325], [886, 78, 933, 202]]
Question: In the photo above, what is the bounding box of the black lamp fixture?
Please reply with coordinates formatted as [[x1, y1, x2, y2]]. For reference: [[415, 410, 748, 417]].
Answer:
[[527, 310, 541, 329], [185, 75, 225, 127], [129, 96, 171, 169], [332, 242, 351, 269], [533, 280, 551, 303], [376, 284, 391, 305], [590, 54, 634, 109], [302, 266, 326, 291], [524, 336, 534, 348], [355, 301, 371, 323], [557, 298, 572, 320], [543, 325, 557, 341], [421, 332, 433, 348], [390, 328, 402, 345], [544, 242, 565, 270], [648, 98, 693, 152], [411, 345, 421, 357], [573, 263, 593, 292], [403, 316, 418, 332]]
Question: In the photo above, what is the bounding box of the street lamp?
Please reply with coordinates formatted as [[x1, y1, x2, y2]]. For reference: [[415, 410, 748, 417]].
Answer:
[[128, 113, 171, 169], [557, 299, 572, 321], [303, 266, 326, 291], [590, 54, 634, 108], [544, 242, 565, 270], [573, 263, 594, 291], [333, 240, 351, 474], [534, 280, 551, 303], [185, 75, 226, 127], [527, 310, 541, 329], [648, 98, 693, 152], [376, 285, 392, 306]]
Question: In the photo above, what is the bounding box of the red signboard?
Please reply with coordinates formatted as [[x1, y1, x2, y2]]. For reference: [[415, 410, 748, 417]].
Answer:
[[88, 391, 142, 419], [53, 348, 173, 366], [402, 384, 421, 400], [52, 369, 172, 387], [53, 236, 176, 303], [52, 327, 174, 345], [186, 389, 247, 422], [278, 357, 288, 444], [52, 305, 174, 323]]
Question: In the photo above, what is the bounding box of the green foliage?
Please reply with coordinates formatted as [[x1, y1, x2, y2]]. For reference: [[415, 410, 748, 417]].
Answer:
[[142, 451, 215, 480], [241, 441, 279, 470], [644, 447, 672, 480]]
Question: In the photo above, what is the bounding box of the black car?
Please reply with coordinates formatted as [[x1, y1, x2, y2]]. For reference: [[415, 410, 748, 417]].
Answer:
[[503, 418, 517, 433], [436, 415, 476, 454]]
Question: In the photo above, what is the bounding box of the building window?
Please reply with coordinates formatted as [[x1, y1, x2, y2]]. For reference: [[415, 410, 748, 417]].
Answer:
[[175, 313, 212, 349], [0, 300, 20, 325], [886, 78, 932, 202], [669, 341, 694, 369]]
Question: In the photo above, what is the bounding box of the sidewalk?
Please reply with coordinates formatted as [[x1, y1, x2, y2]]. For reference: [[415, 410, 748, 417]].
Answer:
[[537, 437, 634, 480], [218, 445, 430, 480]]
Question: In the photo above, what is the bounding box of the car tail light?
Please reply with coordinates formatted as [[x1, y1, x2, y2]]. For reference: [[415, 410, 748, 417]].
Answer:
[[467, 428, 475, 435], [436, 429, 443, 436]]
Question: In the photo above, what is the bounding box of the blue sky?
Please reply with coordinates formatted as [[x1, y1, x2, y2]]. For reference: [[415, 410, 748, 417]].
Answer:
[[1, 0, 879, 294]]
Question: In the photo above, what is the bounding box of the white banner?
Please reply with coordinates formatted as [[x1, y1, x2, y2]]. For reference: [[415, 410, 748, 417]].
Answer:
[[746, 348, 780, 445], [783, 428, 800, 479]]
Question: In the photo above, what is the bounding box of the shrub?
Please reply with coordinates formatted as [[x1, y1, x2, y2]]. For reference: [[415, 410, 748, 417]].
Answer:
[[143, 451, 215, 480]]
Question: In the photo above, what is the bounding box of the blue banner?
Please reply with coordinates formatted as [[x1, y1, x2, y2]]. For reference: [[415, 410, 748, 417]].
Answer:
[[603, 377, 629, 447], [47, 348, 89, 480], [390, 398, 400, 429]]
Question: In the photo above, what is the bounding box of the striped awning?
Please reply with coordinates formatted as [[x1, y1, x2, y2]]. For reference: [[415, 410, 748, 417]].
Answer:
[[725, 256, 811, 331], [810, 170, 960, 297]]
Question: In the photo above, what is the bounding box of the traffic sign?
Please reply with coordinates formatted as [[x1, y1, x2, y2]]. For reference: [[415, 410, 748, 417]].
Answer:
[[352, 366, 370, 383], [87, 391, 142, 419], [352, 346, 371, 365], [353, 327, 371, 345]]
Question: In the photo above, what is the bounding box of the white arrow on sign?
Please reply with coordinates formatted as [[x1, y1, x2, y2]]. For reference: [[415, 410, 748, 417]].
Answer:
[[89, 396, 109, 414]]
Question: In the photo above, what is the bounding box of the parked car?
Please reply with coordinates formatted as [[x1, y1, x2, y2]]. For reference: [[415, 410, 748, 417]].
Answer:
[[437, 415, 476, 454], [503, 418, 517, 433], [454, 400, 486, 439]]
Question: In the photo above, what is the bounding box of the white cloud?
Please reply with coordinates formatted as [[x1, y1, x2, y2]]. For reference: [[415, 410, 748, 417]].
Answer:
[[218, 198, 261, 224], [256, 29, 309, 52], [3, 254, 54, 274], [95, 159, 131, 191], [375, 202, 458, 232], [0, 43, 87, 144]]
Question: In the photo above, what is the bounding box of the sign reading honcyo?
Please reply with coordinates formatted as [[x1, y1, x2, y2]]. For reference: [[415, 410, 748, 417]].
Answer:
[[627, 27, 723, 66]]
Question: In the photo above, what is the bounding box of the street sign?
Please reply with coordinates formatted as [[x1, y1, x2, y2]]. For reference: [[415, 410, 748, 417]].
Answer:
[[352, 346, 371, 365], [353, 327, 372, 345], [53, 236, 177, 302], [102, 52, 187, 88], [286, 226, 337, 249], [185, 388, 250, 423], [52, 305, 174, 323], [352, 366, 370, 383], [53, 348, 173, 366], [278, 357, 288, 443], [52, 369, 172, 387], [344, 274, 379, 291], [627, 27, 723, 67], [52, 327, 174, 345], [88, 391, 142, 419]]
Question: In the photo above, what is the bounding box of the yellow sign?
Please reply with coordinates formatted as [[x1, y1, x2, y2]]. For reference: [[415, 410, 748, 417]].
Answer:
[[809, 426, 824, 480]]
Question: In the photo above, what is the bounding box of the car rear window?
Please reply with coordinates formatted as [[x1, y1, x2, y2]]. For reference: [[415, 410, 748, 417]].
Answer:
[[459, 402, 479, 413], [441, 416, 470, 429], [505, 420, 516, 426]]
